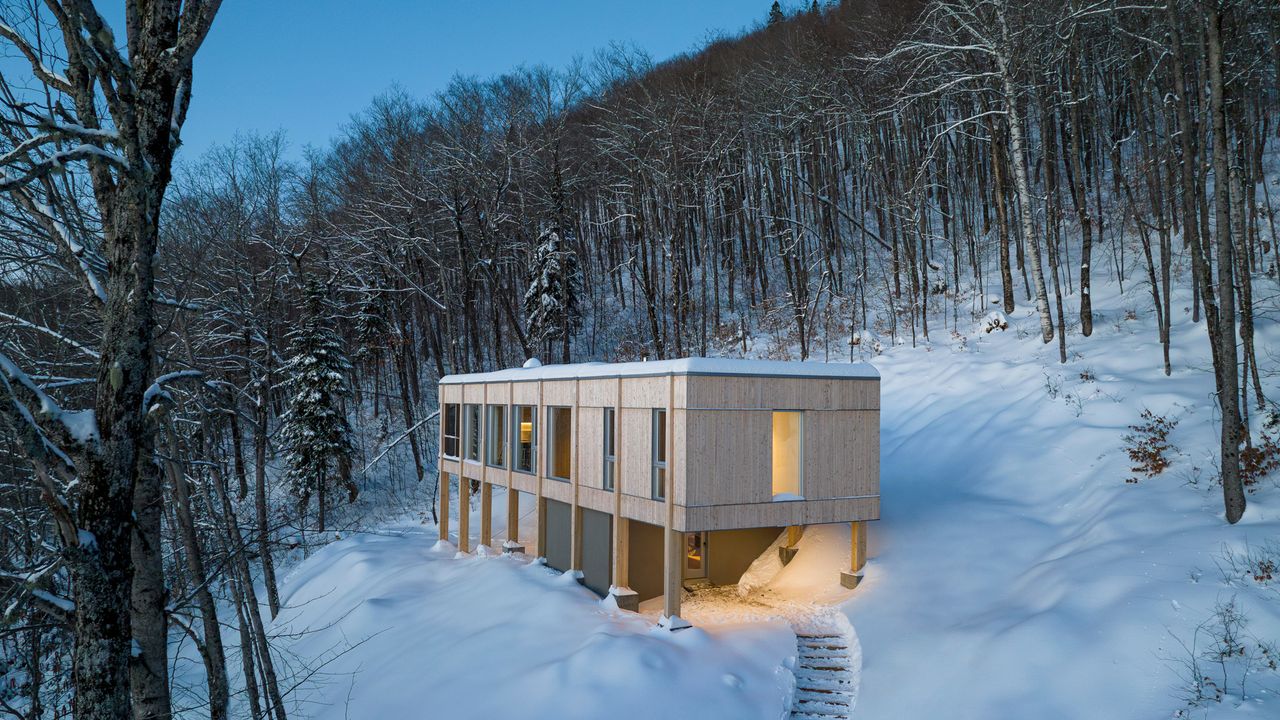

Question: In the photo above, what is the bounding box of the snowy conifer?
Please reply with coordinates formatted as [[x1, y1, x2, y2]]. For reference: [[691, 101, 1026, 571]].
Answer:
[[768, 1, 784, 25], [523, 228, 583, 363], [279, 280, 356, 530], [352, 291, 388, 365]]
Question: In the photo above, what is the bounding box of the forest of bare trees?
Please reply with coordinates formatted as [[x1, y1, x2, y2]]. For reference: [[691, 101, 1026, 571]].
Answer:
[[0, 0, 1277, 716]]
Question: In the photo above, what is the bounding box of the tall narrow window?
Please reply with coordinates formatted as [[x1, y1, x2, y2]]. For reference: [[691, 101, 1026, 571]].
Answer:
[[772, 411, 803, 499], [442, 403, 460, 458], [603, 407, 616, 491], [651, 409, 667, 500], [512, 405, 536, 473], [486, 404, 507, 467], [464, 403, 481, 462], [548, 406, 572, 481]]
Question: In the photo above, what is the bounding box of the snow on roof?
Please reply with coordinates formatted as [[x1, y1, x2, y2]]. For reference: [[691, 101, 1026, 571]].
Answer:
[[439, 357, 879, 384]]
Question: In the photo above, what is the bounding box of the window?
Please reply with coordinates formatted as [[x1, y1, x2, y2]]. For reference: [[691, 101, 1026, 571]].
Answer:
[[442, 403, 460, 458], [772, 411, 803, 499], [512, 405, 536, 473], [651, 409, 667, 500], [603, 407, 616, 491], [486, 405, 507, 467], [547, 406, 572, 481], [463, 404, 481, 462]]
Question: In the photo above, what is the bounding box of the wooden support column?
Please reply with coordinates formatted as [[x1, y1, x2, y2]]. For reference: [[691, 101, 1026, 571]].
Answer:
[[506, 487, 520, 546], [788, 526, 803, 546], [840, 521, 867, 589], [438, 470, 450, 542], [458, 472, 471, 553], [663, 528, 682, 619], [570, 379, 582, 571], [506, 398, 517, 549], [534, 380, 545, 558], [611, 378, 626, 587], [661, 373, 681, 620], [480, 481, 492, 548], [780, 525, 803, 565], [852, 521, 867, 572]]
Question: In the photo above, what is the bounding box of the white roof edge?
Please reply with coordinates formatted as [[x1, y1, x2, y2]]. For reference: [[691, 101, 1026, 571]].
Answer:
[[439, 357, 879, 385]]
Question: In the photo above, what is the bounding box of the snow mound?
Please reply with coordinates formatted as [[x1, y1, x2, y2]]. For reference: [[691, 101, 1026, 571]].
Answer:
[[264, 529, 796, 720]]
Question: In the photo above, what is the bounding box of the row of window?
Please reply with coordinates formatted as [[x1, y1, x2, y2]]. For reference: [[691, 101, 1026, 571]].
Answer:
[[442, 403, 670, 500], [441, 403, 804, 501]]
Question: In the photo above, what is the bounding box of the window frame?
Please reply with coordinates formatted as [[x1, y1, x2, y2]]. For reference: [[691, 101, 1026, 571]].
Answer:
[[442, 403, 460, 459], [463, 403, 482, 463], [511, 404, 537, 474], [651, 408, 667, 501], [603, 407, 616, 491], [485, 404, 507, 468], [546, 405, 573, 482], [770, 410, 805, 500]]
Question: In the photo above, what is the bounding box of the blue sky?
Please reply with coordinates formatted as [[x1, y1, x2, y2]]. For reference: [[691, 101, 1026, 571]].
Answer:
[[179, 1, 769, 160]]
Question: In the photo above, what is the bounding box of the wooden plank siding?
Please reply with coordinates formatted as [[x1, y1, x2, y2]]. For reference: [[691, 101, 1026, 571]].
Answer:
[[682, 409, 772, 507]]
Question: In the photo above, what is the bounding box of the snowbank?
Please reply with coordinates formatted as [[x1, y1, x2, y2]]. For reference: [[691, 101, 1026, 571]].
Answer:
[[262, 529, 796, 720]]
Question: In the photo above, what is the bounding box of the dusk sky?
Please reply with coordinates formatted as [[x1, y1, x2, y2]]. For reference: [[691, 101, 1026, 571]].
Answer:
[[178, 1, 770, 161]]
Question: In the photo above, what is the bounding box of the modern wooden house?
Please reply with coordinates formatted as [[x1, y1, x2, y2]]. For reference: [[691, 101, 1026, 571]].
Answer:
[[437, 357, 879, 619]]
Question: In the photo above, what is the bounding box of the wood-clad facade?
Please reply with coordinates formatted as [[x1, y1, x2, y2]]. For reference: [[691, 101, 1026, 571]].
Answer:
[[437, 358, 879, 619]]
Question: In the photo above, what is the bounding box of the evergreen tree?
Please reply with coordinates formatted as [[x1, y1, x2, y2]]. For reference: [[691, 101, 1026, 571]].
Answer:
[[352, 291, 388, 366], [768, 1, 785, 25], [524, 227, 583, 364], [810, 0, 819, 15], [280, 280, 357, 531]]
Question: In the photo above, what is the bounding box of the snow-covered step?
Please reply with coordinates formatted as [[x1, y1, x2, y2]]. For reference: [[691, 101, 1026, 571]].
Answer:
[[794, 675, 856, 691], [791, 629, 856, 720]]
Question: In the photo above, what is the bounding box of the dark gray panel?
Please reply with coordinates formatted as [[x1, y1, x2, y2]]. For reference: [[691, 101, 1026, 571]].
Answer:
[[543, 499, 572, 573], [580, 508, 612, 596]]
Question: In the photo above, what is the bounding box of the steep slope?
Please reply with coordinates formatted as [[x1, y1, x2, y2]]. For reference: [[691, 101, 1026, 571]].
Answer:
[[843, 278, 1280, 719]]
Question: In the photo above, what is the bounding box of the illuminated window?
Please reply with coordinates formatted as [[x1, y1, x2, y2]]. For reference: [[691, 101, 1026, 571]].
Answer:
[[442, 404, 460, 458], [548, 406, 572, 481], [652, 409, 667, 500], [512, 405, 536, 473], [485, 405, 506, 468], [772, 411, 803, 499], [603, 407, 616, 491], [463, 404, 481, 461]]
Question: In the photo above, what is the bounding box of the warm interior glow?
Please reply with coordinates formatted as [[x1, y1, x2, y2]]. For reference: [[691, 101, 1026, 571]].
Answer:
[[772, 411, 803, 498], [520, 421, 532, 443], [685, 534, 703, 570], [550, 407, 572, 479]]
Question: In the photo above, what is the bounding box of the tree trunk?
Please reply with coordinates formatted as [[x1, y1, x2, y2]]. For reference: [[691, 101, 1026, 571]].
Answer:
[[1207, 6, 1245, 524]]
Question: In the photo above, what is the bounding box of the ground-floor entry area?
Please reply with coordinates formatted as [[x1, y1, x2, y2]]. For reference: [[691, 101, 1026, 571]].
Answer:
[[455, 484, 785, 606]]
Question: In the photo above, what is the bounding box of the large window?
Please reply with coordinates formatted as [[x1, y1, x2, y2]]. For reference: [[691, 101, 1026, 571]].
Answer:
[[463, 404, 481, 462], [442, 403, 460, 458], [548, 406, 572, 481], [651, 409, 667, 500], [512, 405, 536, 473], [486, 405, 507, 467], [603, 407, 616, 491], [771, 411, 803, 499]]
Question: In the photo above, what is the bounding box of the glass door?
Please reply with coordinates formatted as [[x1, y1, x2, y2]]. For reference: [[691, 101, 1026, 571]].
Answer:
[[684, 532, 707, 579]]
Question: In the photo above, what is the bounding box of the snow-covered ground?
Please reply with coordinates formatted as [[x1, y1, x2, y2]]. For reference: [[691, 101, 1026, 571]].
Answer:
[[258, 531, 795, 720], [844, 278, 1280, 719], [227, 275, 1280, 720]]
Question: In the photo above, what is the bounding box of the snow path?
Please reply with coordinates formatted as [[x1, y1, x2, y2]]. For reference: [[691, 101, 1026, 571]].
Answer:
[[679, 585, 864, 718]]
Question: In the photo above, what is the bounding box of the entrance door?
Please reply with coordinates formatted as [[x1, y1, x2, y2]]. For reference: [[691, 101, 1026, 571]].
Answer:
[[684, 532, 707, 579]]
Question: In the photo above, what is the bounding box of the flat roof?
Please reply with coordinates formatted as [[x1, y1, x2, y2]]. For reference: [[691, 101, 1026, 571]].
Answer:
[[439, 357, 879, 385]]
